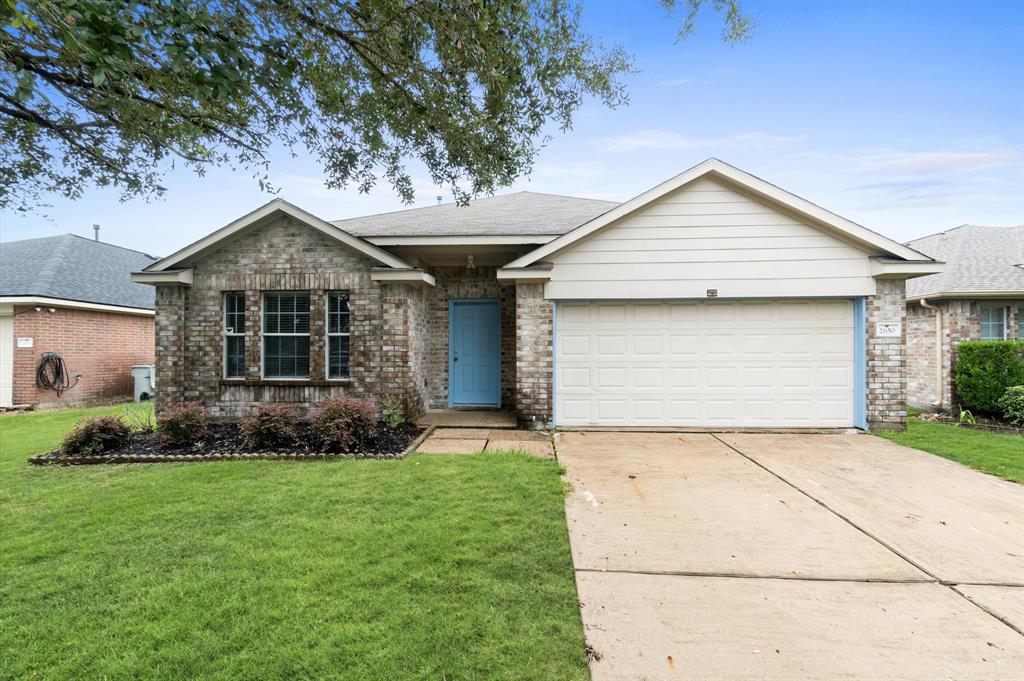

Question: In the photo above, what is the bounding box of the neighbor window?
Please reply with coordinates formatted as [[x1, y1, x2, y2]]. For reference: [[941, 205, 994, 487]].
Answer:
[[980, 307, 1006, 340], [263, 292, 310, 378], [223, 292, 245, 378], [1019, 310, 1024, 339], [327, 291, 351, 379]]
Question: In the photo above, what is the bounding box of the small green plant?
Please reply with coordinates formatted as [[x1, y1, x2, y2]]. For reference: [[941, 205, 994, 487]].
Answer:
[[954, 340, 1024, 415], [956, 408, 976, 428], [240, 404, 297, 449], [311, 396, 378, 453], [120, 403, 156, 432], [997, 385, 1024, 427], [380, 394, 405, 429], [61, 415, 132, 455], [156, 402, 208, 447]]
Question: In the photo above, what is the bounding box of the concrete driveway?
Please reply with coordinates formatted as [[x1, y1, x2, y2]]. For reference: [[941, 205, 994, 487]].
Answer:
[[558, 432, 1024, 680]]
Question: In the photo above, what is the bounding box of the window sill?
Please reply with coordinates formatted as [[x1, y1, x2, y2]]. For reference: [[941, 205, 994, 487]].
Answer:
[[219, 379, 352, 387]]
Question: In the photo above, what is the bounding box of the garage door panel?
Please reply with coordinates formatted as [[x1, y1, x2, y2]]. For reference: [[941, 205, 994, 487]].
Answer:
[[555, 300, 855, 428]]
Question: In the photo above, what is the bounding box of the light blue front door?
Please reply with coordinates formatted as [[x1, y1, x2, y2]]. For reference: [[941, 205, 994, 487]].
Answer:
[[449, 299, 501, 406]]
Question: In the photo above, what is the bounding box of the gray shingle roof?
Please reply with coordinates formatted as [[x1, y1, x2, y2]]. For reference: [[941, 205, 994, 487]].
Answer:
[[0, 234, 158, 309], [905, 225, 1024, 298], [332, 191, 618, 237]]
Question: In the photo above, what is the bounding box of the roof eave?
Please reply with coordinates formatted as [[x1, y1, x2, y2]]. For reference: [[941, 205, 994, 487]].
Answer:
[[145, 199, 414, 272]]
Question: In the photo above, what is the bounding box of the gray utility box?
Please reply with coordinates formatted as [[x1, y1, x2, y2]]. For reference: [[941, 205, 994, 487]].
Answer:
[[130, 365, 156, 402]]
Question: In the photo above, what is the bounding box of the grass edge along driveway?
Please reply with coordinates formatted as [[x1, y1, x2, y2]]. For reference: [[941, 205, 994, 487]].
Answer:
[[876, 413, 1023, 484], [0, 404, 589, 680]]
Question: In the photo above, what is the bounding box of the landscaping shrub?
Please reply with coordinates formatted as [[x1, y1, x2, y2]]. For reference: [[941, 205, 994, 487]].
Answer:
[[954, 340, 1024, 415], [156, 402, 208, 446], [240, 404, 297, 449], [311, 396, 379, 452], [61, 415, 132, 455], [997, 386, 1024, 427], [380, 394, 406, 429]]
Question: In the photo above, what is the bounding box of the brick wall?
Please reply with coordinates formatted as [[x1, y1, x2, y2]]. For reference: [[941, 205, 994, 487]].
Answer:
[[424, 267, 516, 409], [155, 216, 385, 418], [866, 279, 907, 430], [906, 302, 939, 408], [12, 305, 154, 407], [907, 299, 1023, 411], [514, 283, 552, 425]]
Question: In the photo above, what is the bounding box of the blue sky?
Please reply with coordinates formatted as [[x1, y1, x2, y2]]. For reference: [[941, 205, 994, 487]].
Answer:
[[1, 0, 1021, 256]]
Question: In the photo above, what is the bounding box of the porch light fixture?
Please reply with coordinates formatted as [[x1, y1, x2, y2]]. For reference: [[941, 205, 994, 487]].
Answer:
[[466, 254, 476, 271]]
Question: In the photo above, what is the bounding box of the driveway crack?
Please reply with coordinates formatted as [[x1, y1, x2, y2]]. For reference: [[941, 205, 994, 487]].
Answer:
[[711, 434, 1023, 636]]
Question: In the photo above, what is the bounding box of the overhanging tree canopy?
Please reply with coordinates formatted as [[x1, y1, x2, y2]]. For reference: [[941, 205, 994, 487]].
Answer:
[[0, 0, 750, 210]]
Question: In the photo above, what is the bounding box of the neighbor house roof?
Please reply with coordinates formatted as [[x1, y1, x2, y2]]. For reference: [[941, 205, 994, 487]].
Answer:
[[332, 191, 618, 237], [905, 224, 1024, 300], [0, 234, 157, 310]]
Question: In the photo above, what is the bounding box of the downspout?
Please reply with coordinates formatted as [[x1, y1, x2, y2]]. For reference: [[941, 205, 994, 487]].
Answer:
[[919, 299, 943, 410]]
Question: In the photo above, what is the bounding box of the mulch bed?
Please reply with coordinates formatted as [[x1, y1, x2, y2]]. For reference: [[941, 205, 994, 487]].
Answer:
[[30, 422, 429, 466]]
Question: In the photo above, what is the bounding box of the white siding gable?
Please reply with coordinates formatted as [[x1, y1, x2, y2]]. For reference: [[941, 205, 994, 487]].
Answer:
[[545, 176, 882, 299]]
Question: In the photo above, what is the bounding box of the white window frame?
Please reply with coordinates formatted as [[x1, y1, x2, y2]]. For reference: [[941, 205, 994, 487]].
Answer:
[[980, 306, 1007, 340], [261, 291, 311, 379], [223, 291, 246, 379], [326, 291, 351, 380]]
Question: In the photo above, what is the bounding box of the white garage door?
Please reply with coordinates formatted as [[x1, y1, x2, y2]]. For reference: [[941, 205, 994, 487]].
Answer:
[[554, 300, 854, 428]]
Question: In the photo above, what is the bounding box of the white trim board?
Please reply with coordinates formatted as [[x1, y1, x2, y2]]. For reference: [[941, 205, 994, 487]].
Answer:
[[366, 234, 558, 246], [0, 296, 155, 316], [505, 158, 937, 269], [144, 198, 414, 272]]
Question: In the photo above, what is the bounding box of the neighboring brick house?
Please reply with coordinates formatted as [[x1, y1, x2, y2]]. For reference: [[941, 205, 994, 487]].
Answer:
[[904, 224, 1024, 411], [0, 234, 156, 408], [134, 159, 942, 431]]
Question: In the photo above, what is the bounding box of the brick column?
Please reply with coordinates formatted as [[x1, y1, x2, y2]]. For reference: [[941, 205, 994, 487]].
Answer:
[[514, 283, 552, 426], [154, 284, 187, 413], [866, 279, 907, 431], [379, 283, 429, 417]]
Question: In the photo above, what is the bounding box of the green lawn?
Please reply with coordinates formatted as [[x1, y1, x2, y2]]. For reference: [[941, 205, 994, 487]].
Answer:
[[0, 405, 588, 680], [877, 415, 1024, 484]]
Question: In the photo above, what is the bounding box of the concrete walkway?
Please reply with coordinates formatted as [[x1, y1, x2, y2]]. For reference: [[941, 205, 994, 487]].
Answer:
[[415, 428, 553, 457], [558, 432, 1024, 680]]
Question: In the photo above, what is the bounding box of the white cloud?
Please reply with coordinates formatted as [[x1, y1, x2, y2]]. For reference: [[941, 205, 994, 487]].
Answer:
[[853, 150, 1018, 175], [598, 129, 808, 153], [657, 77, 711, 87]]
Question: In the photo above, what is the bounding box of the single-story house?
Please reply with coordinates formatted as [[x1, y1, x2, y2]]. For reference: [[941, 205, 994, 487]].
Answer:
[[132, 158, 943, 431], [904, 224, 1024, 410], [0, 234, 157, 408]]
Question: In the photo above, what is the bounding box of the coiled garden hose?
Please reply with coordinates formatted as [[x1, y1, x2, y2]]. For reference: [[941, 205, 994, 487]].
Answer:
[[36, 352, 80, 397]]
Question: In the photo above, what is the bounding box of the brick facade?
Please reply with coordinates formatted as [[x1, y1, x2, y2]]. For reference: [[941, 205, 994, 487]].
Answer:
[[155, 216, 386, 418], [12, 305, 154, 407], [907, 299, 1023, 410], [866, 279, 907, 430], [514, 283, 553, 425], [152, 217, 514, 419]]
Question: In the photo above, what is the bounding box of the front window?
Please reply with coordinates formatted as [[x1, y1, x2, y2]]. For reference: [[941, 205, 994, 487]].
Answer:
[[327, 291, 351, 379], [980, 307, 1006, 340], [263, 292, 310, 378], [223, 292, 245, 378]]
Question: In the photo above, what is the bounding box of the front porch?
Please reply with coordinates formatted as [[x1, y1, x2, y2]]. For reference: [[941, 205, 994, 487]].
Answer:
[[415, 408, 518, 429]]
